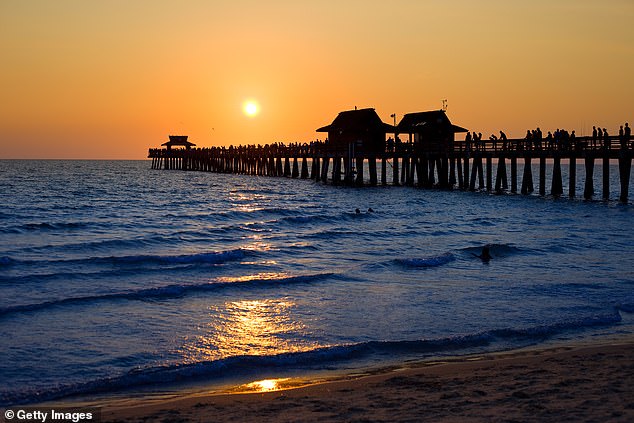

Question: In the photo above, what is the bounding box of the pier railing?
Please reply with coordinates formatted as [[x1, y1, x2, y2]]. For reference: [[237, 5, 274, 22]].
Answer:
[[148, 135, 633, 203]]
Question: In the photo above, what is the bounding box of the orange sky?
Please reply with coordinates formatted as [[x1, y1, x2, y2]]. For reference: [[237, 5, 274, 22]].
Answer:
[[1, 0, 632, 159]]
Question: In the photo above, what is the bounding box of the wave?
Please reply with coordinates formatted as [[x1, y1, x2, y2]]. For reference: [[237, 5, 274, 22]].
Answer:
[[616, 303, 634, 313], [162, 207, 297, 222], [395, 253, 455, 268], [276, 209, 377, 226], [0, 272, 337, 318], [301, 229, 360, 240], [1, 249, 248, 287], [109, 250, 247, 266], [2, 248, 248, 270], [17, 235, 184, 255], [1, 264, 203, 286], [279, 215, 331, 225], [0, 221, 92, 234], [460, 243, 524, 258], [0, 309, 622, 406], [0, 256, 15, 267]]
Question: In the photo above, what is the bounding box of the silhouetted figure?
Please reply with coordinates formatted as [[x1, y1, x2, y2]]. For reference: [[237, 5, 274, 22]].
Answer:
[[525, 130, 532, 151], [367, 208, 374, 213], [395, 136, 403, 152], [619, 125, 626, 149], [473, 245, 492, 262], [592, 126, 598, 148], [355, 208, 361, 214], [625, 123, 631, 148], [489, 134, 498, 150], [603, 128, 609, 149], [499, 131, 508, 150], [481, 245, 492, 261], [387, 137, 394, 153]]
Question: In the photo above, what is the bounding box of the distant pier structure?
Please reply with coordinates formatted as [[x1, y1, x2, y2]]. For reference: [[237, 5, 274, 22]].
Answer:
[[148, 109, 633, 203]]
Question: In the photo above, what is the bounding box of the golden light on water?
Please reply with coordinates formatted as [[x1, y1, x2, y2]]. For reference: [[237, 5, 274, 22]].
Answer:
[[240, 241, 274, 252], [216, 272, 289, 283], [212, 299, 304, 357], [179, 298, 321, 363], [243, 378, 290, 392], [229, 191, 264, 213]]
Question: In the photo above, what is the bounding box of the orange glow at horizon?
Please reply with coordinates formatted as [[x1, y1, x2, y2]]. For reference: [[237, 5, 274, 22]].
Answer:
[[1, 1, 632, 159]]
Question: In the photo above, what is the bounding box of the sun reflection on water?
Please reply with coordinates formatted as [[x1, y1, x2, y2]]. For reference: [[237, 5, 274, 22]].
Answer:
[[242, 378, 290, 392], [229, 191, 266, 213], [216, 272, 289, 283], [179, 298, 320, 363]]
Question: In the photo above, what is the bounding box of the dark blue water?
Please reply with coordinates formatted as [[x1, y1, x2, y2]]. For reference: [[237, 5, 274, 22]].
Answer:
[[1, 160, 633, 405]]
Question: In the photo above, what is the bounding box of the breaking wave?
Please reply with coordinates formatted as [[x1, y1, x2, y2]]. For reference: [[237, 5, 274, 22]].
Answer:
[[0, 272, 337, 318], [0, 309, 621, 406], [395, 253, 455, 268]]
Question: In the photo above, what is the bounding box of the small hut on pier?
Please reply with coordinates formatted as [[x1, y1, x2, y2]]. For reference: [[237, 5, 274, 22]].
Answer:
[[316, 108, 394, 155], [162, 135, 196, 151], [396, 110, 467, 153]]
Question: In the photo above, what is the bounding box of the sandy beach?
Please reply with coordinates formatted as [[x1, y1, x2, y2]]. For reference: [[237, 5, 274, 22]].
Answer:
[[101, 340, 634, 423]]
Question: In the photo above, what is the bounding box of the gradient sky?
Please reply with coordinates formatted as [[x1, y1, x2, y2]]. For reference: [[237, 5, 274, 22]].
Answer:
[[1, 0, 632, 159]]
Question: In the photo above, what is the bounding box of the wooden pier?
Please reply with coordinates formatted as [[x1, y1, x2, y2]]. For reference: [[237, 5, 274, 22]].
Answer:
[[149, 137, 633, 203]]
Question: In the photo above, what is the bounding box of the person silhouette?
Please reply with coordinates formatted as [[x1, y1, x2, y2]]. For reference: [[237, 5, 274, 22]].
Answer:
[[476, 245, 492, 262], [499, 131, 508, 150]]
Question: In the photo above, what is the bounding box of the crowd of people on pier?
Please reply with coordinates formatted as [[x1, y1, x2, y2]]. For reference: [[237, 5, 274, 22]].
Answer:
[[520, 127, 578, 151], [464, 122, 631, 153], [150, 122, 632, 159], [149, 140, 328, 159], [386, 136, 415, 153]]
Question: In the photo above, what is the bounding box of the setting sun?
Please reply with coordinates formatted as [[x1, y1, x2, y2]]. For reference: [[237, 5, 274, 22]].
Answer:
[[243, 100, 259, 117]]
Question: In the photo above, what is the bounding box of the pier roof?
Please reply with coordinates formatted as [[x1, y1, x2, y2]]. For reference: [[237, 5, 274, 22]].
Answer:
[[316, 108, 394, 133], [162, 135, 196, 149], [396, 110, 467, 134]]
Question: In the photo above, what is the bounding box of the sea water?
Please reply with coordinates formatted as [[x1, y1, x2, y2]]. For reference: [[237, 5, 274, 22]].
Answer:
[[1, 159, 633, 405]]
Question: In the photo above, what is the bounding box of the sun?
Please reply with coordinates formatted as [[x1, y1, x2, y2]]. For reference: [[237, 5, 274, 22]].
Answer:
[[243, 100, 259, 117]]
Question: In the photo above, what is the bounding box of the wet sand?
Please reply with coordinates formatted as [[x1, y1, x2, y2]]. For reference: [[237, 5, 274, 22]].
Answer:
[[102, 340, 634, 422]]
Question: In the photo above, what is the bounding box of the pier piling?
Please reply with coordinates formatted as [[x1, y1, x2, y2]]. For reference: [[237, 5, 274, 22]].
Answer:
[[569, 156, 576, 198], [584, 156, 595, 200], [603, 155, 610, 200], [619, 152, 632, 203]]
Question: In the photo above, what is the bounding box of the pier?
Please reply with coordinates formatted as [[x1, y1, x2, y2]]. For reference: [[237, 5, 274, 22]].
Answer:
[[148, 110, 633, 203]]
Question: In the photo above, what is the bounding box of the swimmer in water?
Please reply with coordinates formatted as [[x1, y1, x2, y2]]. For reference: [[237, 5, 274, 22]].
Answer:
[[478, 245, 492, 262], [355, 208, 361, 214]]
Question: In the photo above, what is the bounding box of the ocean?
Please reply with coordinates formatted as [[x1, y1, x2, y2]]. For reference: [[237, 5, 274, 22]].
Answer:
[[1, 159, 633, 406]]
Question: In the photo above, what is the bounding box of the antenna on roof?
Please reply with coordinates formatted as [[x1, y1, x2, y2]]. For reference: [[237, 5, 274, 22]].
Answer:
[[442, 99, 448, 112]]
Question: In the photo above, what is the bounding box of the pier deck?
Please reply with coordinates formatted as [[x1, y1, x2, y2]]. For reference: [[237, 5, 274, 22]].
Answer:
[[149, 136, 634, 203]]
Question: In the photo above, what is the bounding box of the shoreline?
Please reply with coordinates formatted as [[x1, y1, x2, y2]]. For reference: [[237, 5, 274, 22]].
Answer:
[[98, 337, 634, 422]]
